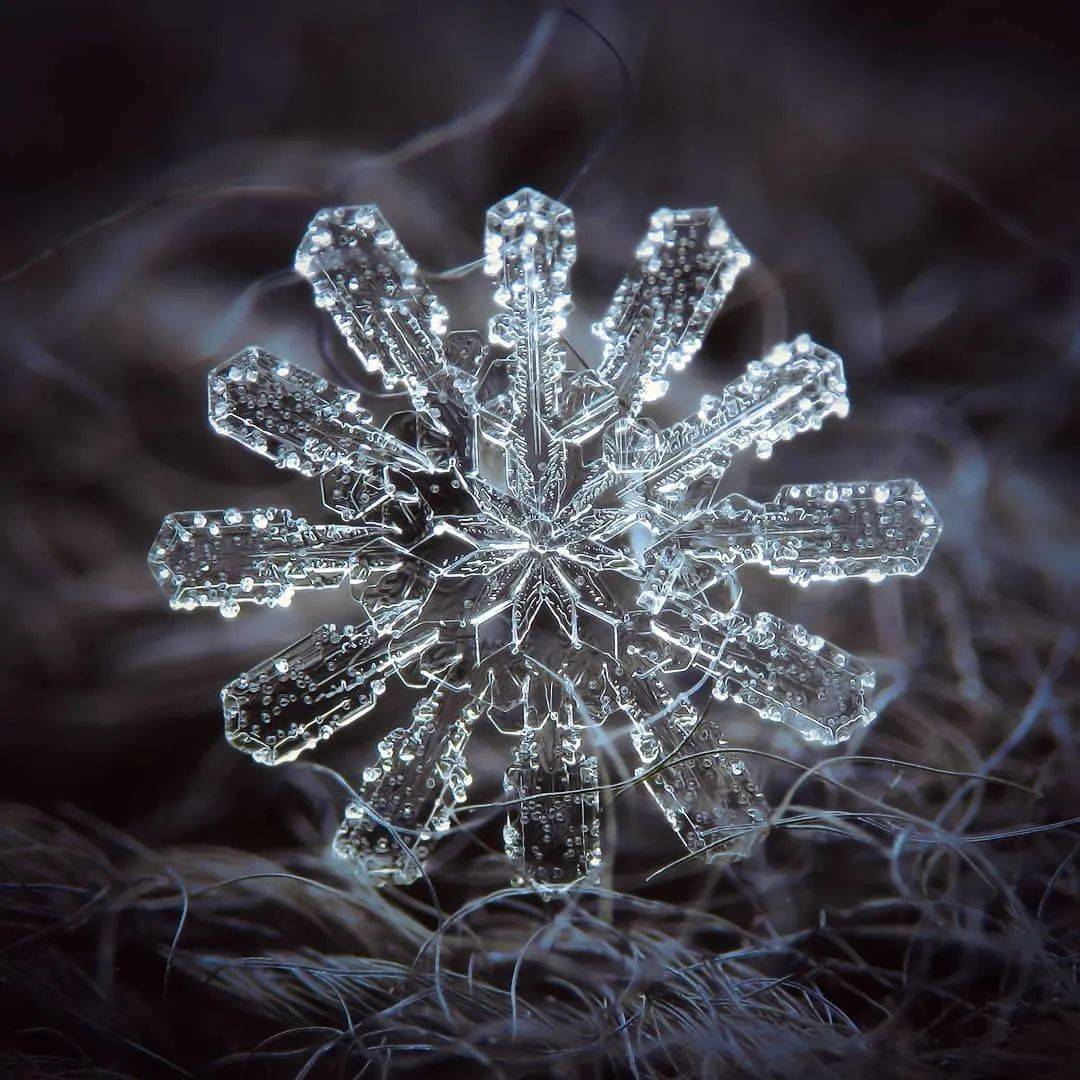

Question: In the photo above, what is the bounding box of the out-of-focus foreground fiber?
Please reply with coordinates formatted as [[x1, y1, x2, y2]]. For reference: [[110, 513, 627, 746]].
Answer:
[[2, 2, 1079, 1076]]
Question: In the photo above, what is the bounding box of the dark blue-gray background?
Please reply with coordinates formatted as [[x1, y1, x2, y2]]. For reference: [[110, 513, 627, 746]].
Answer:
[[2, 2, 1078, 1075]]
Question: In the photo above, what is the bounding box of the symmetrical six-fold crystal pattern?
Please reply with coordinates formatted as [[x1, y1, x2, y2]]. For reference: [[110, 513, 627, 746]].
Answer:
[[150, 189, 941, 891]]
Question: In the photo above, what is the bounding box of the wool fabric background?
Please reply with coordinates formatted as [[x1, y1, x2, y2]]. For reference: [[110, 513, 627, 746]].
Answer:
[[2, 2, 1079, 1075]]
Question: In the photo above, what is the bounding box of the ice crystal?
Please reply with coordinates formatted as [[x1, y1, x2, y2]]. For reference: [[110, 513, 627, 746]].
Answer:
[[150, 189, 941, 891]]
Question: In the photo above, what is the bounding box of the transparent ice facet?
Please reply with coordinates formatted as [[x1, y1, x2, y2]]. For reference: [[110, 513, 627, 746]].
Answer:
[[595, 206, 750, 412], [151, 187, 941, 891], [334, 682, 482, 885], [209, 347, 432, 478], [294, 206, 463, 422], [716, 611, 878, 744], [502, 667, 601, 890], [149, 508, 381, 614], [221, 623, 442, 765], [600, 669, 767, 860], [635, 338, 849, 513], [652, 600, 878, 745], [678, 479, 942, 585], [485, 188, 576, 510]]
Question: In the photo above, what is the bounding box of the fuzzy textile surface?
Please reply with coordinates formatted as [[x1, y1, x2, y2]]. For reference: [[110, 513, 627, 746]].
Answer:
[[2, 2, 1079, 1076]]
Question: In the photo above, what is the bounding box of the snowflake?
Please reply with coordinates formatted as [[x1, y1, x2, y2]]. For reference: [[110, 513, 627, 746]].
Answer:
[[150, 189, 941, 891]]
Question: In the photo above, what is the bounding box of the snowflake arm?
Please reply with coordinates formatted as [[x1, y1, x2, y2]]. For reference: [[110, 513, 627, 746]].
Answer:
[[294, 206, 471, 428], [149, 508, 387, 615], [222, 622, 444, 765], [632, 338, 849, 510], [676, 479, 942, 585], [485, 188, 575, 510], [595, 206, 750, 412], [210, 347, 433, 479], [564, 336, 848, 534], [651, 600, 878, 746], [615, 672, 767, 861], [502, 666, 602, 890], [334, 678, 486, 885]]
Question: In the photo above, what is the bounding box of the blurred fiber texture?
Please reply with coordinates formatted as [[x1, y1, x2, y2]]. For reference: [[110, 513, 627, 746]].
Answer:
[[2, 1, 1079, 1076]]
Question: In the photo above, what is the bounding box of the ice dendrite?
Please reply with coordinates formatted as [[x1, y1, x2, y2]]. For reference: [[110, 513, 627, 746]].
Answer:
[[150, 189, 941, 891]]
